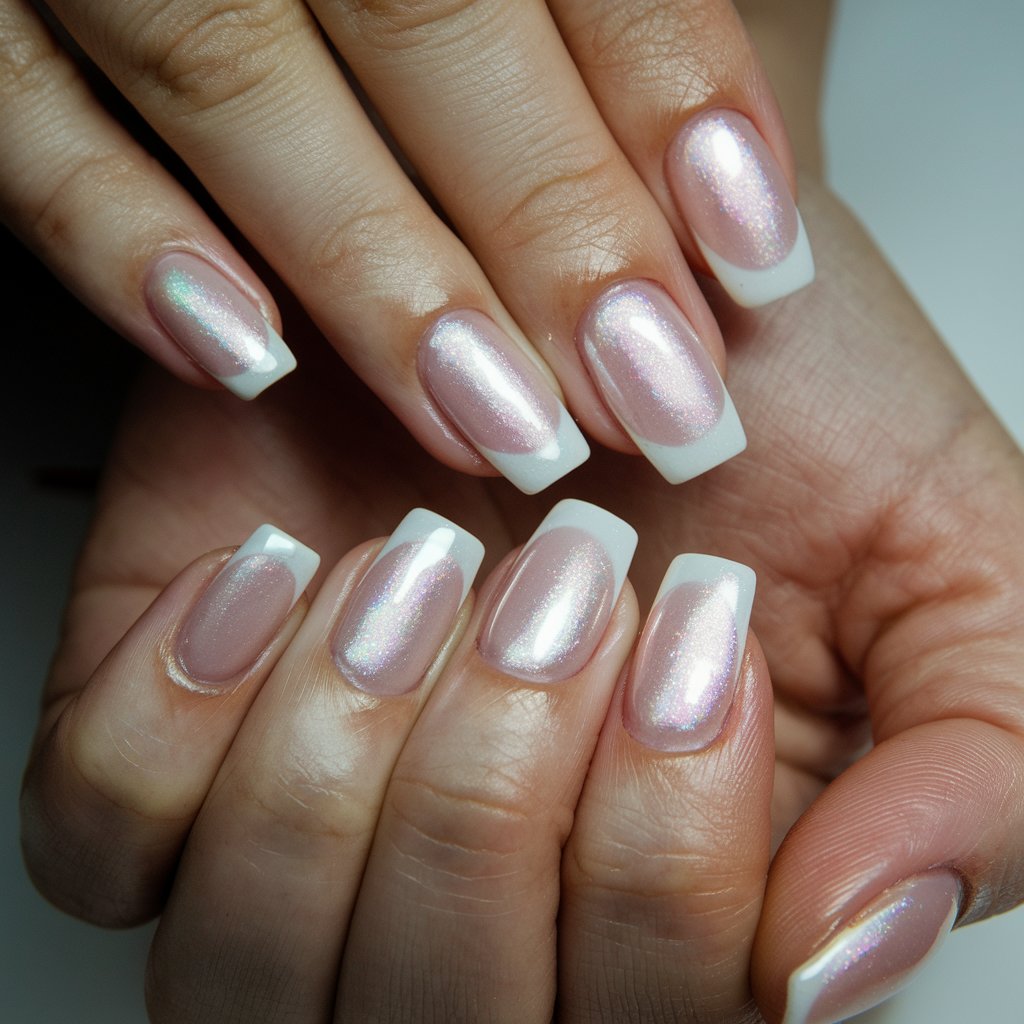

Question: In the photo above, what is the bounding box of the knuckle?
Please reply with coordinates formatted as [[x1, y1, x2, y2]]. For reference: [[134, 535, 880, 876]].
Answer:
[[0, 13, 65, 95], [487, 148, 641, 269], [387, 766, 556, 906], [328, 0, 489, 41], [122, 0, 311, 114]]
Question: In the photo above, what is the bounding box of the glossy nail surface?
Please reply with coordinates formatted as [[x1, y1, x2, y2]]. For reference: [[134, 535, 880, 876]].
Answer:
[[145, 252, 296, 399], [666, 109, 814, 307], [478, 500, 637, 684], [783, 872, 961, 1024], [577, 280, 745, 483], [332, 509, 484, 696], [626, 555, 755, 753], [175, 525, 320, 686], [419, 310, 589, 494]]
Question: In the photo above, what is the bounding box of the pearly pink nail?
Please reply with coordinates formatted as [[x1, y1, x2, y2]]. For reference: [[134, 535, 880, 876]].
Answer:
[[478, 500, 637, 684], [331, 509, 484, 696], [174, 525, 320, 686], [666, 109, 814, 307], [625, 555, 755, 753], [418, 310, 589, 494], [577, 280, 745, 483], [145, 252, 296, 399], [783, 871, 961, 1024]]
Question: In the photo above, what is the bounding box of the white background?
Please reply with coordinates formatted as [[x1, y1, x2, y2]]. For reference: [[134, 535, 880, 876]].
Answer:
[[1, 1, 1022, 1020]]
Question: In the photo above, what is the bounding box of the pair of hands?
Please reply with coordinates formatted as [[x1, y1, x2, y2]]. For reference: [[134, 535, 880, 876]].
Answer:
[[8, 0, 1024, 1021]]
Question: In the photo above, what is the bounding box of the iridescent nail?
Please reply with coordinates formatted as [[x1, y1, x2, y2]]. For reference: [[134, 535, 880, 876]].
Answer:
[[478, 499, 637, 684], [666, 109, 814, 307], [577, 280, 745, 483], [145, 252, 296, 399], [783, 872, 961, 1024], [418, 310, 589, 494], [175, 524, 320, 687], [332, 509, 484, 696], [625, 555, 755, 753]]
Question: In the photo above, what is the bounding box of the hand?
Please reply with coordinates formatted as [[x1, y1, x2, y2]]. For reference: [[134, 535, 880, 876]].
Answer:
[[0, 0, 813, 495], [21, 177, 1024, 1021]]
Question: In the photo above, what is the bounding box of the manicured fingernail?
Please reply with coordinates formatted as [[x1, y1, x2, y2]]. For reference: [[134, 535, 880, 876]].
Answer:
[[332, 509, 484, 696], [145, 252, 297, 399], [783, 871, 961, 1024], [625, 554, 754, 752], [577, 280, 745, 483], [478, 499, 637, 684], [419, 310, 590, 494], [666, 109, 814, 307], [175, 524, 320, 686]]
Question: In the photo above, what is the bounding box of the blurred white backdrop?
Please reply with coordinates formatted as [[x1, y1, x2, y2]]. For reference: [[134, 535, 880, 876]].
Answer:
[[1, 1, 1021, 1021]]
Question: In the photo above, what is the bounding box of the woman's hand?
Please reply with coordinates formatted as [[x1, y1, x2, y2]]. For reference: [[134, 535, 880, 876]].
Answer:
[[0, 0, 811, 492], [21, 178, 1024, 1022]]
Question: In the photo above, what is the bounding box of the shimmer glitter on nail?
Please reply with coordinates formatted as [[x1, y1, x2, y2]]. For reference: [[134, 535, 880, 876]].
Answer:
[[577, 280, 745, 484], [145, 252, 296, 399], [625, 555, 754, 753], [666, 109, 814, 307], [783, 872, 961, 1024], [418, 310, 589, 494], [478, 499, 637, 684], [174, 524, 320, 688], [332, 509, 484, 697]]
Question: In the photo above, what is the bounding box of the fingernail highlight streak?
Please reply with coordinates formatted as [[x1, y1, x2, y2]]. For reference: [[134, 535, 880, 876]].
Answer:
[[626, 554, 755, 752], [577, 280, 745, 483], [419, 311, 589, 493], [478, 499, 637, 684], [783, 871, 961, 1024], [666, 109, 814, 307], [145, 252, 296, 399], [175, 524, 320, 687], [332, 509, 484, 696]]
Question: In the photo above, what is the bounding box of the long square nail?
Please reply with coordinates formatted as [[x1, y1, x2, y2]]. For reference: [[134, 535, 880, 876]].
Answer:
[[331, 509, 484, 696], [175, 524, 320, 687], [145, 252, 296, 399], [419, 310, 590, 493], [666, 109, 814, 307], [478, 499, 637, 684], [625, 554, 755, 753], [577, 280, 746, 483]]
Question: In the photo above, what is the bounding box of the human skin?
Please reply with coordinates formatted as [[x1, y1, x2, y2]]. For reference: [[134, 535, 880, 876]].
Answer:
[[18, 3, 1024, 1021]]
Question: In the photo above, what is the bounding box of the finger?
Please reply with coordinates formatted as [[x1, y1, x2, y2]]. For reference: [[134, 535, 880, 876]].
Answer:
[[560, 555, 773, 1022], [336, 500, 639, 1022], [550, 0, 814, 307], [0, 0, 295, 397], [47, 0, 588, 492], [753, 432, 1024, 1023], [146, 510, 484, 1023], [318, 0, 747, 484], [20, 524, 319, 926]]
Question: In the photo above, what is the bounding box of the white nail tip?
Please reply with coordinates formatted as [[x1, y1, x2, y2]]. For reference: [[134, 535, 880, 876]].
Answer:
[[374, 508, 485, 606], [233, 524, 320, 605], [533, 499, 638, 599], [219, 326, 297, 400], [634, 385, 747, 485], [479, 408, 591, 494], [697, 213, 815, 308], [657, 553, 755, 647]]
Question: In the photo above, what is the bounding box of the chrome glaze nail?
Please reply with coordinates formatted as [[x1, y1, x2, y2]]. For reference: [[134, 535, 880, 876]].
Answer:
[[419, 310, 589, 494], [577, 280, 745, 483], [175, 524, 320, 687], [626, 554, 755, 753], [783, 872, 961, 1024], [332, 509, 484, 696], [145, 252, 296, 399], [666, 109, 814, 307], [478, 499, 637, 684]]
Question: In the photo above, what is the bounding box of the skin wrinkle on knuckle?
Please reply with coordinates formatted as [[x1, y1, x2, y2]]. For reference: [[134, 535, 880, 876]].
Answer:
[[118, 0, 313, 115], [329, 0, 492, 41]]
